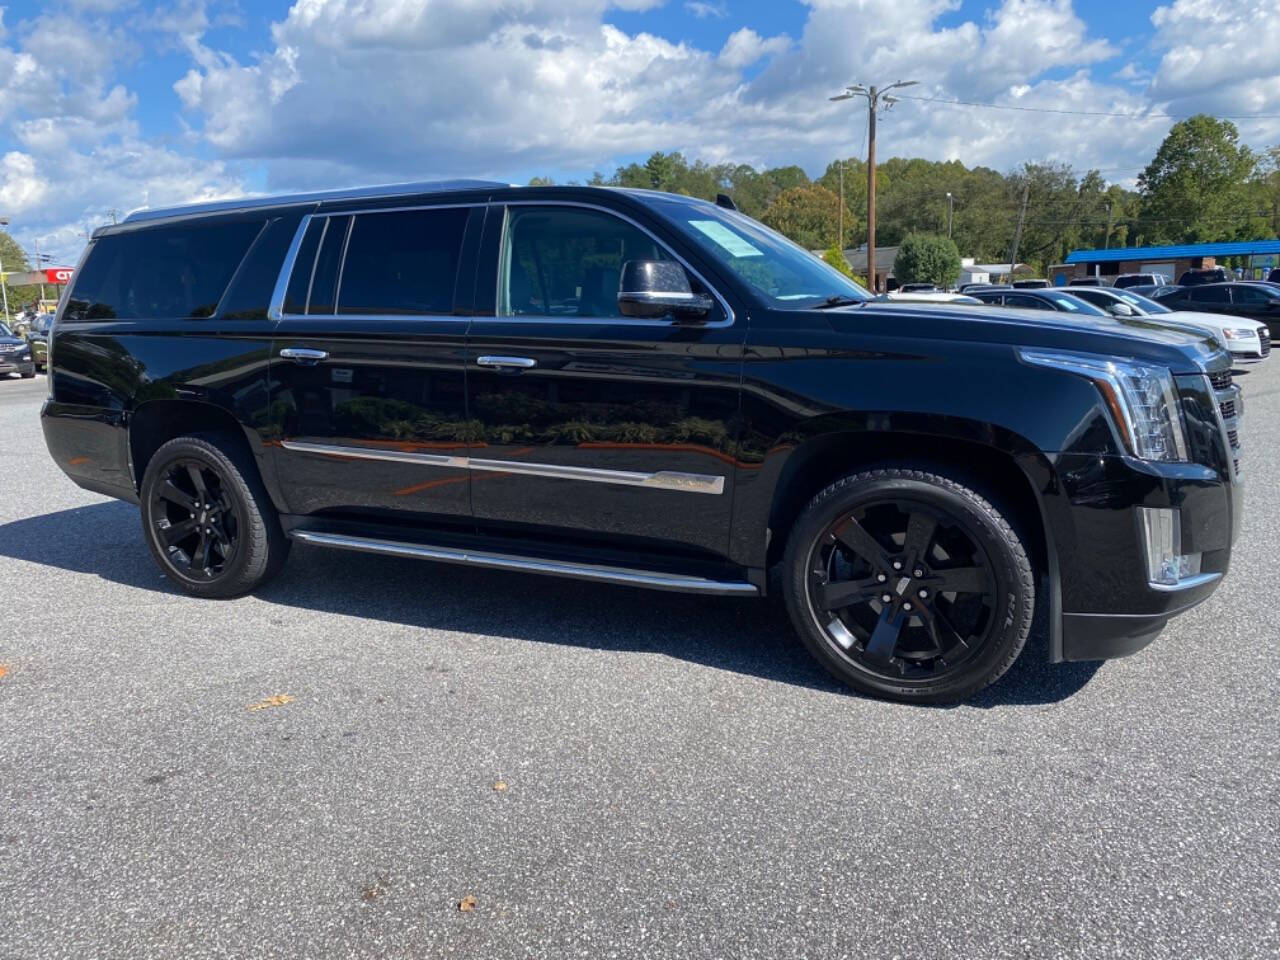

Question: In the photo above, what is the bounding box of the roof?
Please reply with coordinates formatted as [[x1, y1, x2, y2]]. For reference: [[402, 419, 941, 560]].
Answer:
[[1065, 240, 1280, 265], [122, 178, 511, 224]]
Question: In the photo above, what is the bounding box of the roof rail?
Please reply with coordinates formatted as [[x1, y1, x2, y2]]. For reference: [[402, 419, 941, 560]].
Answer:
[[123, 179, 511, 224]]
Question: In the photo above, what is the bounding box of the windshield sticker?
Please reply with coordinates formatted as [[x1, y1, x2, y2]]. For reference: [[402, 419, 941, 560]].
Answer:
[[688, 220, 764, 258]]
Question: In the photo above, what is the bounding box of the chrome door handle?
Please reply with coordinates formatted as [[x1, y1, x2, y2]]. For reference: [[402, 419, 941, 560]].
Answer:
[[279, 347, 328, 364], [477, 355, 536, 370]]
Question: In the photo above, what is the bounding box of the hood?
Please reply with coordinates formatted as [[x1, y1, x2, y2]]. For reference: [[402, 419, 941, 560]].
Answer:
[[823, 301, 1227, 374], [0, 336, 25, 346], [1148, 310, 1265, 334]]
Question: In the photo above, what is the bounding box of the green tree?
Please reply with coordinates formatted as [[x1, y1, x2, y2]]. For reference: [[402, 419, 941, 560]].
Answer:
[[1137, 115, 1259, 244], [894, 232, 961, 287], [822, 244, 853, 278], [0, 232, 37, 320], [760, 185, 851, 249]]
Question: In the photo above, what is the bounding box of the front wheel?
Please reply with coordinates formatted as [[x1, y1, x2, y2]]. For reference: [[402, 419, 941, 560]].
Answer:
[[139, 432, 290, 598], [781, 468, 1034, 703]]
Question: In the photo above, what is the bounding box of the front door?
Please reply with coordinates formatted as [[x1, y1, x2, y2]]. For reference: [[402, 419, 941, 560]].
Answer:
[[465, 202, 746, 565], [268, 203, 481, 529]]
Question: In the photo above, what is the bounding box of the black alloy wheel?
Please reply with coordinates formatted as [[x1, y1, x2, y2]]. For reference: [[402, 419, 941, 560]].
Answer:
[[782, 468, 1034, 703], [149, 458, 241, 582], [140, 432, 290, 598]]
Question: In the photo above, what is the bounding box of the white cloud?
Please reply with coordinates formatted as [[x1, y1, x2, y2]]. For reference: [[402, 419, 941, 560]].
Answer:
[[718, 28, 790, 69], [685, 1, 728, 18]]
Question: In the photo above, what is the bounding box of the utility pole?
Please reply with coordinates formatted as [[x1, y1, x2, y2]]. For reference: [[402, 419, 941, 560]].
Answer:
[[838, 159, 844, 251], [0, 216, 9, 324], [946, 191, 954, 239], [830, 79, 917, 292], [1103, 202, 1113, 250], [1008, 181, 1030, 281]]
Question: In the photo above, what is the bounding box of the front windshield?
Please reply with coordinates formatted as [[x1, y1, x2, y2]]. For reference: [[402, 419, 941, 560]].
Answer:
[[0, 323, 12, 337], [651, 198, 871, 307], [1115, 291, 1172, 314]]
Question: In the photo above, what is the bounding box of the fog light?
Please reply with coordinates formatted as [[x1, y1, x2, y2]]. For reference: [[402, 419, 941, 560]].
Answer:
[[1138, 507, 1202, 586]]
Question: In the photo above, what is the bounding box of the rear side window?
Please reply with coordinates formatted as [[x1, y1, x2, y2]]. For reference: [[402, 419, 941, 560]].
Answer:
[[64, 219, 263, 321], [1191, 286, 1230, 304], [1231, 285, 1274, 305], [1005, 294, 1052, 310], [338, 207, 469, 315]]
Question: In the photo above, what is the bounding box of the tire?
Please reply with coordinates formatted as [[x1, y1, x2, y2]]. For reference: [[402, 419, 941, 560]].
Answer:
[[20, 370, 34, 379], [139, 432, 290, 598], [781, 468, 1034, 704]]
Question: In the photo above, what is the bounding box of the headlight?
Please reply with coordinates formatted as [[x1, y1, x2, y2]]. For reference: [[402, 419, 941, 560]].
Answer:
[[1019, 350, 1188, 461], [1220, 328, 1258, 340]]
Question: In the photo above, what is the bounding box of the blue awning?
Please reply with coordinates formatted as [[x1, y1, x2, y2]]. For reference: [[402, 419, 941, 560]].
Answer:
[[1064, 240, 1280, 265]]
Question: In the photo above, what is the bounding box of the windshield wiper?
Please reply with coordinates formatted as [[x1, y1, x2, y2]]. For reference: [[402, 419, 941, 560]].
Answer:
[[813, 295, 866, 309]]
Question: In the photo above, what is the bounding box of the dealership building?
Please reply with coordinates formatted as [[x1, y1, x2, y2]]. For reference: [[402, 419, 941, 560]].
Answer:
[[1056, 240, 1280, 285]]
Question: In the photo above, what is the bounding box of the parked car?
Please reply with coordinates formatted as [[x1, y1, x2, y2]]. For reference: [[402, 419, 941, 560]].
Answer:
[[957, 283, 1012, 294], [1011, 278, 1050, 288], [1156, 281, 1280, 336], [1067, 276, 1103, 286], [878, 291, 982, 305], [43, 181, 1243, 704], [1114, 273, 1172, 289], [965, 288, 1111, 315], [1127, 284, 1181, 300], [897, 283, 938, 293], [25, 313, 52, 371], [1178, 267, 1231, 286], [1064, 286, 1269, 363], [0, 322, 35, 378], [1267, 267, 1280, 284]]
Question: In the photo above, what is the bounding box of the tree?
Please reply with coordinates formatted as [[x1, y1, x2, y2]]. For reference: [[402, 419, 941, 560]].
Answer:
[[894, 232, 961, 287], [1137, 115, 1258, 244], [0, 232, 36, 320], [823, 244, 854, 278], [760, 185, 852, 250]]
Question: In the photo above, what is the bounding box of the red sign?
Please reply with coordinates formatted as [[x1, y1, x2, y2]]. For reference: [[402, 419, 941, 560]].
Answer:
[[44, 267, 73, 284]]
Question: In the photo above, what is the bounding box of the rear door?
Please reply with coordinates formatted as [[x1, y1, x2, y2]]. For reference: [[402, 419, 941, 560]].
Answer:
[[1189, 285, 1233, 315], [267, 202, 481, 529], [1228, 284, 1280, 334], [464, 200, 746, 564]]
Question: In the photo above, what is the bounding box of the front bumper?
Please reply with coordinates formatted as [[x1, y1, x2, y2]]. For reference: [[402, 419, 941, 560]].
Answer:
[[0, 358, 35, 375]]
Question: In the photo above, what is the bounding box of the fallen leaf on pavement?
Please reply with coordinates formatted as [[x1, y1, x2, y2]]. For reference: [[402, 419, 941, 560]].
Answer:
[[493, 780, 508, 792], [247, 694, 295, 712], [458, 895, 478, 912]]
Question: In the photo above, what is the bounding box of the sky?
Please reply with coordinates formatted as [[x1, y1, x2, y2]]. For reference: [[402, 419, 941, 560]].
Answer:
[[2, 0, 1279, 263]]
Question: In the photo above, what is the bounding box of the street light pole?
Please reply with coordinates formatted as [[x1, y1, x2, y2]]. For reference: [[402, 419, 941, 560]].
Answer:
[[830, 80, 917, 293], [0, 216, 9, 324], [946, 191, 954, 239]]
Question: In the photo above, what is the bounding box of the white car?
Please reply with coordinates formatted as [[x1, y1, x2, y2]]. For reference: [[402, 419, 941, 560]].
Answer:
[[1063, 286, 1269, 363], [877, 291, 982, 305]]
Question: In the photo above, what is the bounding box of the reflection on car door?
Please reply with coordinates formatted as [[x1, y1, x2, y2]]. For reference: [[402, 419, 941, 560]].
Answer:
[[268, 204, 482, 530], [465, 202, 746, 565]]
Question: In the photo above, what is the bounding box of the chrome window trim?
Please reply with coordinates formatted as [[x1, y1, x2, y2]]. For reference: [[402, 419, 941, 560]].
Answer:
[[304, 216, 330, 315], [267, 214, 313, 321], [280, 440, 725, 495], [483, 200, 736, 329], [332, 214, 356, 311]]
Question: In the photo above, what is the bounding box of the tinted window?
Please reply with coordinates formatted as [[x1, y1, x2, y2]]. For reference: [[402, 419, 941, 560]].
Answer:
[[1231, 285, 1275, 305], [306, 215, 350, 315], [65, 219, 263, 321], [1191, 286, 1230, 304], [338, 207, 469, 315], [1005, 294, 1052, 310], [283, 219, 325, 315], [500, 206, 675, 318]]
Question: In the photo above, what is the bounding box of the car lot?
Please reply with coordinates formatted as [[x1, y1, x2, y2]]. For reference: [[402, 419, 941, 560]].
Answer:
[[1, 367, 1278, 959]]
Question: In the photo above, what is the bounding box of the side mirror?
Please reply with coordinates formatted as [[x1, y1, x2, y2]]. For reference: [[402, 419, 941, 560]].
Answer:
[[1107, 302, 1135, 317], [617, 260, 714, 321]]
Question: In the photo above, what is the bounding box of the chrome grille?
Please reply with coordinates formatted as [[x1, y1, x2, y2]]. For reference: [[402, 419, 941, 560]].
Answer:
[[1261, 330, 1272, 358], [1210, 368, 1242, 482]]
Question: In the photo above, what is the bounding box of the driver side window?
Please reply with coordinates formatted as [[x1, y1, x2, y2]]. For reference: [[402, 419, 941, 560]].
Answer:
[[499, 206, 672, 319]]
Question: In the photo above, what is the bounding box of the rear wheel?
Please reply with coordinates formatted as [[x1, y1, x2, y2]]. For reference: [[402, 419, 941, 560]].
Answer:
[[781, 468, 1034, 703], [139, 432, 290, 598]]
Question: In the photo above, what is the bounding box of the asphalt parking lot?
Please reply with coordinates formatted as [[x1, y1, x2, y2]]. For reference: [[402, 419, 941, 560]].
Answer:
[[1, 366, 1277, 960]]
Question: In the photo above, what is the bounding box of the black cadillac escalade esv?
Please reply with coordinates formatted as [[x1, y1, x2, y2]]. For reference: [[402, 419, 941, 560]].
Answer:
[[42, 181, 1244, 702]]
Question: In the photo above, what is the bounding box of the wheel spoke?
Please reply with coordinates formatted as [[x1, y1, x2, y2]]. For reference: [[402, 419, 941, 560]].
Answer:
[[864, 606, 906, 664], [186, 464, 208, 500], [158, 479, 196, 512], [817, 576, 882, 611], [832, 516, 891, 567], [903, 511, 938, 566], [159, 518, 199, 547], [933, 566, 988, 594]]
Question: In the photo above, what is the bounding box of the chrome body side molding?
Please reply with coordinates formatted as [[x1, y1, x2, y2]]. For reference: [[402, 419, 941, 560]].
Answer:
[[279, 440, 726, 495], [288, 530, 758, 596]]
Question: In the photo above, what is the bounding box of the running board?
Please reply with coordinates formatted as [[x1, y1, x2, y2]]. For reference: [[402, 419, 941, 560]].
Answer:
[[288, 530, 759, 597]]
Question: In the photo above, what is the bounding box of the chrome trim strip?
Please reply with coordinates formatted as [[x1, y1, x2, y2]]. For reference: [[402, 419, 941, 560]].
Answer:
[[477, 355, 536, 369], [484, 200, 736, 329], [268, 215, 313, 321], [332, 214, 356, 312], [1148, 571, 1222, 593], [289, 530, 758, 596], [279, 440, 724, 494]]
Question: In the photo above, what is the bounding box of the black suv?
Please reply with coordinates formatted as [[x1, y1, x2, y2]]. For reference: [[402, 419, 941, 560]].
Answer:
[[1157, 281, 1280, 335], [43, 182, 1244, 703]]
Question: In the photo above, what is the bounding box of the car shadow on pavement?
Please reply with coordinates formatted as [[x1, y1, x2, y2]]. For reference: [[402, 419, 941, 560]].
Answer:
[[0, 501, 1101, 707]]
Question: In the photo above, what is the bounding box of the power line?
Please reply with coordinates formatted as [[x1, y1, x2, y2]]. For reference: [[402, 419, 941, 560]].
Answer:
[[896, 93, 1280, 121]]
